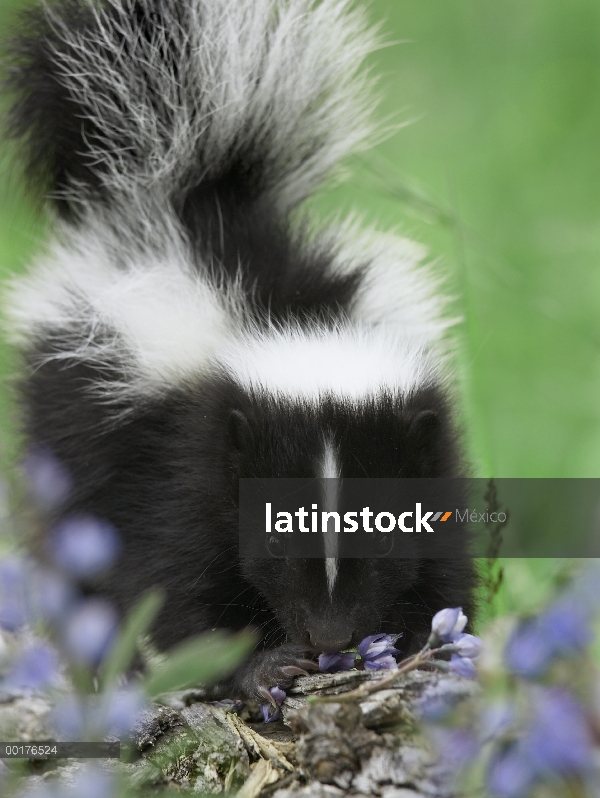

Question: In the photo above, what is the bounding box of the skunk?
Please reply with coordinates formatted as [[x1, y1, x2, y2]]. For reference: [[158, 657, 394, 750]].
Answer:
[[2, 0, 475, 701]]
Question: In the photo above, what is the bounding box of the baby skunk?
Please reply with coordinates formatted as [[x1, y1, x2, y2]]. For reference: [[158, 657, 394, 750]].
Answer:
[[2, 0, 475, 700]]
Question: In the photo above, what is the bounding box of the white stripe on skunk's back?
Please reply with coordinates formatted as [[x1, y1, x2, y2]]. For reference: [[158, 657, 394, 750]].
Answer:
[[343, 229, 454, 338], [3, 216, 449, 408], [3, 214, 237, 401], [220, 322, 443, 404]]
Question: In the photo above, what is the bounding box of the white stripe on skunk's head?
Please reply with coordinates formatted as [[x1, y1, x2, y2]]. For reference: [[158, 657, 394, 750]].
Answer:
[[319, 436, 341, 597], [220, 321, 444, 405]]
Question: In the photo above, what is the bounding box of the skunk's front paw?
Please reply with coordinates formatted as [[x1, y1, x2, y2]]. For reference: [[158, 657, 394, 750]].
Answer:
[[239, 643, 319, 703]]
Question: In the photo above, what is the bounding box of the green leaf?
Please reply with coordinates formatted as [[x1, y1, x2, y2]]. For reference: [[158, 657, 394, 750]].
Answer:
[[100, 588, 165, 689], [144, 630, 254, 699]]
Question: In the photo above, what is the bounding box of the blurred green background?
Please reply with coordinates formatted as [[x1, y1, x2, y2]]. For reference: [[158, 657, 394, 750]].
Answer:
[[1, 0, 600, 477]]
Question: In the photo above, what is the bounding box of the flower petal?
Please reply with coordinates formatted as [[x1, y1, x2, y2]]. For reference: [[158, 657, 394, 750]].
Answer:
[[364, 653, 398, 670], [21, 446, 72, 512], [454, 633, 483, 660], [62, 599, 118, 666], [3, 643, 60, 692], [319, 651, 356, 672], [504, 619, 554, 678], [524, 688, 594, 776], [487, 745, 536, 798], [449, 654, 477, 679], [431, 608, 464, 642], [104, 686, 148, 737], [51, 515, 121, 579], [270, 686, 286, 705]]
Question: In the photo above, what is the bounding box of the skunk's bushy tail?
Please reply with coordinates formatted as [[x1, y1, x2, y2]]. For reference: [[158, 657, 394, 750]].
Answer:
[[5, 0, 377, 219], [3, 0, 452, 416]]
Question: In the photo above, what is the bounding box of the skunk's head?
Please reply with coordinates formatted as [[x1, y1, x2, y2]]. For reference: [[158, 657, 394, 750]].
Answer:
[[213, 324, 462, 652]]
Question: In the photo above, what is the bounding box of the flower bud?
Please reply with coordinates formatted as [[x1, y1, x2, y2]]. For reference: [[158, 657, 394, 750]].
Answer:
[[454, 633, 483, 660], [430, 607, 468, 644]]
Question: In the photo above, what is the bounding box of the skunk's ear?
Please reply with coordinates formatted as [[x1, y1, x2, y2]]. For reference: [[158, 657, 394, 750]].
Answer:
[[408, 409, 441, 446], [228, 409, 252, 452]]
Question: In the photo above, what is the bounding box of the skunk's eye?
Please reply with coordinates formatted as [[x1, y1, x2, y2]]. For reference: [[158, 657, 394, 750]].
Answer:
[[375, 532, 393, 556], [266, 534, 285, 558]]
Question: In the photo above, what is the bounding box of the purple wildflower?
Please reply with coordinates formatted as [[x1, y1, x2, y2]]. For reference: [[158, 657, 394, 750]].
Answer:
[[261, 705, 280, 722], [358, 633, 401, 670], [430, 727, 479, 780], [364, 652, 398, 671], [51, 515, 121, 579], [50, 694, 85, 739], [505, 597, 592, 678], [487, 745, 536, 798], [66, 765, 115, 798], [0, 557, 31, 631], [103, 686, 147, 737], [524, 688, 594, 776], [538, 598, 591, 656], [32, 567, 76, 622], [261, 705, 279, 722], [270, 685, 286, 704], [261, 686, 286, 723], [358, 633, 397, 659], [504, 618, 555, 678], [448, 654, 477, 679], [3, 643, 60, 692], [62, 599, 118, 666], [453, 633, 483, 660], [358, 633, 400, 659], [430, 607, 467, 644], [318, 651, 356, 672], [21, 446, 71, 512]]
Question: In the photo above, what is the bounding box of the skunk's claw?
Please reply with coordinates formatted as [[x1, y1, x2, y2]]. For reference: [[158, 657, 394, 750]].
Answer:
[[281, 665, 310, 677], [237, 643, 319, 702], [257, 685, 277, 706], [296, 659, 320, 671]]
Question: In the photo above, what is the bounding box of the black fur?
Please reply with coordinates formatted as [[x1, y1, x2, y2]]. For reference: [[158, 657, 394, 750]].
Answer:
[[22, 348, 475, 700], [182, 199, 367, 325], [4, 0, 106, 215]]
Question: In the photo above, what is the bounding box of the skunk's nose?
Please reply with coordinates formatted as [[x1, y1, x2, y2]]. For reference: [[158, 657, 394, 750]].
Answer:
[[309, 633, 352, 653]]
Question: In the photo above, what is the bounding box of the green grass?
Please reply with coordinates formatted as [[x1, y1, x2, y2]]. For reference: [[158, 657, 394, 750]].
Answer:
[[0, 0, 599, 623]]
